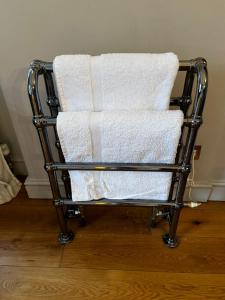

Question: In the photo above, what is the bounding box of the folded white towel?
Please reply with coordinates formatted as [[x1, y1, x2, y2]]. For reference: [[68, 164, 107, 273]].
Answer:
[[53, 53, 179, 112], [57, 110, 183, 201]]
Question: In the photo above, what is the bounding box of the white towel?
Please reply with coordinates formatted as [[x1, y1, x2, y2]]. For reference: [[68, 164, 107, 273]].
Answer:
[[53, 53, 179, 112], [57, 110, 183, 201]]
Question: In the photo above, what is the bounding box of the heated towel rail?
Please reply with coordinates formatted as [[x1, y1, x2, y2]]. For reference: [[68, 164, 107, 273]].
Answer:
[[27, 58, 208, 247]]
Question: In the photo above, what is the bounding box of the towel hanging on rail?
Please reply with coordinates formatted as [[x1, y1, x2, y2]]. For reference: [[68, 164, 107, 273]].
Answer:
[[57, 110, 183, 201], [53, 53, 179, 112]]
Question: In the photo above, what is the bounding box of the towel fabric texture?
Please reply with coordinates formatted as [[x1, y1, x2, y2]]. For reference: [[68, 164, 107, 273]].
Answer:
[[57, 110, 183, 201], [53, 53, 179, 112], [54, 53, 182, 202]]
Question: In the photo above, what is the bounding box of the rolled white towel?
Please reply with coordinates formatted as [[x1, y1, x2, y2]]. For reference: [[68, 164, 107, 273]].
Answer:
[[57, 110, 183, 201]]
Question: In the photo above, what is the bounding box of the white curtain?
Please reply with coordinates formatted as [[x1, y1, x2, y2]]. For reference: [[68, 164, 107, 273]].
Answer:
[[0, 145, 21, 204]]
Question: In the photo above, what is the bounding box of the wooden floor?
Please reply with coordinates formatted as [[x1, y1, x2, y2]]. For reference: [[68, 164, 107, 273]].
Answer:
[[0, 187, 225, 299]]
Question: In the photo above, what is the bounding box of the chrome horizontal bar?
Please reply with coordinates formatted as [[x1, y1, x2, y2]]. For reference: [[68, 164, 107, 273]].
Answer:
[[55, 198, 201, 207], [46, 162, 184, 172], [33, 115, 200, 128], [56, 198, 175, 207], [32, 59, 196, 73]]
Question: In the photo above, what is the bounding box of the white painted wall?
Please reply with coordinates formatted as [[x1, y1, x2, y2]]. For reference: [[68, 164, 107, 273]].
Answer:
[[0, 0, 225, 199]]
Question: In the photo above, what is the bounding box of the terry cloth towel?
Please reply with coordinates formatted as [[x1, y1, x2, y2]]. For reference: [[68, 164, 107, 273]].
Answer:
[[53, 53, 179, 112], [57, 110, 183, 202]]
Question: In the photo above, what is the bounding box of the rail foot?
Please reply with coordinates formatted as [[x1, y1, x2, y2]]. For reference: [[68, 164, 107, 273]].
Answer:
[[162, 233, 178, 248], [58, 231, 74, 245]]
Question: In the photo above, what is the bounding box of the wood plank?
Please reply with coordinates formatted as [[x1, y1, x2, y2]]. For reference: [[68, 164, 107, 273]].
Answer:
[[0, 266, 225, 300], [0, 231, 62, 267], [2, 191, 225, 272], [61, 233, 225, 274], [0, 187, 62, 267], [0, 203, 58, 233], [1, 200, 225, 238], [70, 204, 225, 238], [78, 206, 152, 235], [151, 207, 225, 238]]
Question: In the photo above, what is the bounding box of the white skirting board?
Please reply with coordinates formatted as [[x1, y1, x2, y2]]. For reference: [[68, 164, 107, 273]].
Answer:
[[25, 178, 55, 199], [25, 177, 225, 201]]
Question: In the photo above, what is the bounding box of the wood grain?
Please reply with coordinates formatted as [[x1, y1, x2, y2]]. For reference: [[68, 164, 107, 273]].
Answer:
[[0, 266, 225, 300], [0, 231, 62, 267], [61, 233, 225, 273], [1, 186, 225, 299]]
